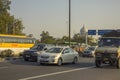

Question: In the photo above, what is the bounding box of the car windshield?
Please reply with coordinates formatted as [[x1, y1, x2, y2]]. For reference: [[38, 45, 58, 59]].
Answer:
[[31, 44, 45, 50], [46, 48, 63, 53], [98, 38, 120, 47]]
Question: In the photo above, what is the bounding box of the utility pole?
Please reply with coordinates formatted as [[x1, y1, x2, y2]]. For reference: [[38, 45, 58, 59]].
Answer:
[[85, 32, 88, 46], [69, 0, 71, 47]]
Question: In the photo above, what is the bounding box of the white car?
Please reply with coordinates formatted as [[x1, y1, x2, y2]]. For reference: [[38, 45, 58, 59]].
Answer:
[[82, 46, 97, 57], [37, 46, 79, 66]]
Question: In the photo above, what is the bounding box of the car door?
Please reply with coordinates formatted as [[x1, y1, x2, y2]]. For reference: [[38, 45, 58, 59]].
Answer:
[[68, 48, 76, 61], [62, 48, 72, 63]]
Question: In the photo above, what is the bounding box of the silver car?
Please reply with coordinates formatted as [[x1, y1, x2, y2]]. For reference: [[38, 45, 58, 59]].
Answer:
[[37, 46, 79, 66], [82, 46, 97, 57]]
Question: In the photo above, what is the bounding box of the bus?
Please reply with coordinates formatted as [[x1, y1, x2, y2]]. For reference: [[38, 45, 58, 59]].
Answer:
[[0, 34, 36, 56]]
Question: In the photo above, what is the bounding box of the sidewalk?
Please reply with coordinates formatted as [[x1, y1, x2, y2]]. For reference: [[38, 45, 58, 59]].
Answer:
[[0, 56, 23, 62], [0, 58, 6, 62]]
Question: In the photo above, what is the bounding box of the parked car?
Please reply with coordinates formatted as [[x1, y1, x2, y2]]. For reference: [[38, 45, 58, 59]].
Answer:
[[22, 44, 54, 61], [82, 46, 97, 57], [37, 46, 79, 66]]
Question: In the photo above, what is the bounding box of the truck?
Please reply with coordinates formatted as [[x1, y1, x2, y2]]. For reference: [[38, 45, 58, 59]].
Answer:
[[95, 37, 120, 69]]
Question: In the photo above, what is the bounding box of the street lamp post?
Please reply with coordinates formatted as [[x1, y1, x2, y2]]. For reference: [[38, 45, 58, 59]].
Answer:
[[69, 0, 71, 47]]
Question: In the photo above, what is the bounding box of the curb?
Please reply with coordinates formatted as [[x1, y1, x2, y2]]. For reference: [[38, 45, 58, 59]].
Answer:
[[0, 58, 6, 62], [0, 57, 23, 62]]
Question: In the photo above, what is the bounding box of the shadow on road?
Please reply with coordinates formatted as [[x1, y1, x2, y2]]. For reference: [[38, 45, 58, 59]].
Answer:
[[6, 57, 96, 69], [94, 64, 119, 69], [6, 57, 119, 69]]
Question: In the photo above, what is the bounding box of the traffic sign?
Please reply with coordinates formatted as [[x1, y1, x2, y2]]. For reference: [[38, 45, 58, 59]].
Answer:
[[98, 30, 113, 35], [88, 30, 96, 35]]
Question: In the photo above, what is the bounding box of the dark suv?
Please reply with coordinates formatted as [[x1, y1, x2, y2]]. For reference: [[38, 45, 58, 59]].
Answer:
[[22, 44, 54, 61]]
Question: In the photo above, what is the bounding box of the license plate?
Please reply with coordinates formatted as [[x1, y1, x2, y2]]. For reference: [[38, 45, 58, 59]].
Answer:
[[40, 59, 48, 62], [41, 59, 46, 61], [104, 58, 108, 60], [26, 55, 30, 57]]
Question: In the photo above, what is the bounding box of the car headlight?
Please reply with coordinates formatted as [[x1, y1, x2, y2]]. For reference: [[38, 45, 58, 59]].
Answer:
[[96, 53, 102, 57], [91, 51, 94, 54], [110, 53, 117, 58], [51, 56, 57, 59], [32, 52, 38, 56]]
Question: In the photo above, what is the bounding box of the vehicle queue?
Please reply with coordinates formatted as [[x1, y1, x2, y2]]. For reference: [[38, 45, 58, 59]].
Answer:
[[22, 43, 79, 66], [21, 37, 120, 69], [1, 35, 120, 69]]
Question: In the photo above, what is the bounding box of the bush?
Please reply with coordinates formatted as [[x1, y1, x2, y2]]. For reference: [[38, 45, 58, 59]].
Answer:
[[0, 49, 13, 58]]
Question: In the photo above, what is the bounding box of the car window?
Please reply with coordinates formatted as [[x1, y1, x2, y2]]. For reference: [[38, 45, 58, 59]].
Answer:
[[37, 45, 45, 50], [68, 48, 74, 53], [46, 48, 63, 53], [30, 44, 45, 50], [63, 48, 70, 54], [99, 38, 120, 47]]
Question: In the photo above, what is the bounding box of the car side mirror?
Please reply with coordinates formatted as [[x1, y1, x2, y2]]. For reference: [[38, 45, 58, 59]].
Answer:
[[62, 51, 65, 54]]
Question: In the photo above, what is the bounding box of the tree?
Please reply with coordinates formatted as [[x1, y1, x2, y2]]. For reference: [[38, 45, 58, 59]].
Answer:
[[72, 33, 85, 43], [0, 0, 24, 35], [62, 36, 69, 42], [0, 0, 11, 14], [0, 0, 11, 34], [13, 19, 24, 35], [27, 34, 33, 38], [40, 31, 56, 44], [72, 33, 97, 46]]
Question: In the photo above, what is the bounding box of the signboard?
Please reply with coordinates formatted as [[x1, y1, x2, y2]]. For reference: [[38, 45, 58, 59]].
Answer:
[[88, 30, 96, 35], [98, 30, 113, 35]]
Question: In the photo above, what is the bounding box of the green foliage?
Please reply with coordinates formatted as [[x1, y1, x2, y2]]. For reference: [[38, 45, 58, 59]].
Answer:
[[40, 31, 96, 46], [41, 31, 56, 44], [0, 0, 24, 35], [72, 33, 85, 43], [0, 0, 11, 14], [0, 49, 13, 58]]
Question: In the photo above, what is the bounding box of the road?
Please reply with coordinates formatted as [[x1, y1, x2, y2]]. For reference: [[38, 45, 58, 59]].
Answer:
[[0, 57, 120, 80]]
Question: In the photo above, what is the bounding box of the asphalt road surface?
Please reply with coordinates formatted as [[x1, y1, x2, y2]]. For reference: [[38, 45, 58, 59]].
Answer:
[[0, 57, 120, 80]]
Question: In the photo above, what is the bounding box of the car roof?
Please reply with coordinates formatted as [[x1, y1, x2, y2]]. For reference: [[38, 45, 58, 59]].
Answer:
[[53, 46, 70, 49], [100, 37, 120, 39]]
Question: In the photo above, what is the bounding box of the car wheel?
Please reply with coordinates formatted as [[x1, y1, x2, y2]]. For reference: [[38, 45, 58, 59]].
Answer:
[[95, 60, 101, 68], [117, 58, 120, 69], [57, 58, 62, 66], [24, 58, 29, 61], [40, 63, 45, 65], [109, 61, 115, 66], [73, 57, 78, 64]]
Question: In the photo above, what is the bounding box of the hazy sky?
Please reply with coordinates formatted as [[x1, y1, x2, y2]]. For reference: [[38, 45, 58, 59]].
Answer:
[[10, 0, 120, 38]]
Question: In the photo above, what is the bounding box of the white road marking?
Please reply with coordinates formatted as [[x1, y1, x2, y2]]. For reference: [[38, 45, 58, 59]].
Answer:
[[0, 66, 9, 69], [19, 66, 95, 80]]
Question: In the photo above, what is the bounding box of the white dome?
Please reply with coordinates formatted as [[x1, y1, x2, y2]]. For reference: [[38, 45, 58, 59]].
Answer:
[[80, 25, 88, 36]]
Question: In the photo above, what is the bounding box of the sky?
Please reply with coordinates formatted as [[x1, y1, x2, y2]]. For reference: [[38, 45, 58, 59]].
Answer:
[[10, 0, 120, 39]]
